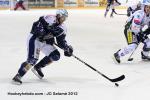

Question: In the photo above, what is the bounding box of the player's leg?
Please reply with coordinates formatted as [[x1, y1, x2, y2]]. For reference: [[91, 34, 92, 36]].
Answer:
[[32, 44, 60, 79], [12, 34, 39, 84], [110, 0, 121, 17], [113, 43, 138, 63], [113, 34, 138, 63], [110, 4, 115, 17], [21, 5, 26, 10], [104, 1, 111, 17], [14, 3, 19, 10], [20, 2, 26, 10], [141, 38, 150, 60], [110, 9, 114, 17]]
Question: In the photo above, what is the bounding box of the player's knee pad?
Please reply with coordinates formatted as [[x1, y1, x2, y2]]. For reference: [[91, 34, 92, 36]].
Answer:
[[49, 50, 60, 61], [18, 61, 33, 76], [27, 58, 38, 66], [126, 43, 137, 52]]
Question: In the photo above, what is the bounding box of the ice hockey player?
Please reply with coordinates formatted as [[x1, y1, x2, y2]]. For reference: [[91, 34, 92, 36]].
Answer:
[[14, 0, 26, 10], [127, 1, 142, 17], [124, 2, 142, 44], [12, 9, 73, 84], [113, 3, 150, 63], [104, 0, 121, 17]]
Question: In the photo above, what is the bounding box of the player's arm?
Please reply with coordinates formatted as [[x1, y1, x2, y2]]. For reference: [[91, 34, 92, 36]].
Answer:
[[127, 7, 133, 17], [30, 16, 49, 38], [54, 28, 73, 57], [142, 26, 150, 35]]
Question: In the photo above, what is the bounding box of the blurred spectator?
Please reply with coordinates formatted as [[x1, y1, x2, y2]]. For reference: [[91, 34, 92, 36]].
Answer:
[[14, 0, 26, 10]]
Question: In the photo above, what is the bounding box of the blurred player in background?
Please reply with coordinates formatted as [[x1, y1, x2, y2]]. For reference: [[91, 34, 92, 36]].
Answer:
[[104, 0, 121, 17], [14, 0, 26, 10], [127, 1, 142, 17], [12, 9, 73, 84], [113, 3, 150, 63]]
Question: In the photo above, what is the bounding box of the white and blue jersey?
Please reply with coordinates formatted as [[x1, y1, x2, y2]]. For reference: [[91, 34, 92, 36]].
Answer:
[[27, 15, 68, 62], [127, 10, 150, 34]]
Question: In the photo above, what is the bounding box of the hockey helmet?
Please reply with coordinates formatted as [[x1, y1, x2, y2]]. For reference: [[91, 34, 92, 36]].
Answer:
[[137, 1, 142, 7], [142, 0, 150, 5], [56, 9, 68, 18]]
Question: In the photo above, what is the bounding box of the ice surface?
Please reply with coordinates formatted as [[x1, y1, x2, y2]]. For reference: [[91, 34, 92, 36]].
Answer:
[[0, 9, 150, 100]]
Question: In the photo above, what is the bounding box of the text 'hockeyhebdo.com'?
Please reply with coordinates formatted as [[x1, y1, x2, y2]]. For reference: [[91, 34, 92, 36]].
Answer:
[[7, 91, 78, 96]]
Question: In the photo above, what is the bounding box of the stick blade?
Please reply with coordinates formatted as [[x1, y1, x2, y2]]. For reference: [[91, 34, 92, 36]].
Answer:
[[110, 75, 125, 82], [128, 58, 133, 61]]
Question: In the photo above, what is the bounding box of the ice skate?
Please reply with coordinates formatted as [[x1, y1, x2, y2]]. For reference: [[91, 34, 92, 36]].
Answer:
[[113, 50, 121, 63], [31, 67, 44, 79], [141, 52, 150, 61], [12, 74, 22, 85], [110, 12, 114, 18], [104, 12, 107, 17]]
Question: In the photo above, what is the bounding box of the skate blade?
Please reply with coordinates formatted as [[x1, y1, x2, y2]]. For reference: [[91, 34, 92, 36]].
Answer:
[[11, 80, 22, 85], [142, 59, 150, 61], [31, 68, 43, 79], [112, 56, 120, 64]]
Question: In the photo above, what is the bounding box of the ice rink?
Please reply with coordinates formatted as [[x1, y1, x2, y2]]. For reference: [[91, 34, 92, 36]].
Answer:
[[1, 9, 150, 100]]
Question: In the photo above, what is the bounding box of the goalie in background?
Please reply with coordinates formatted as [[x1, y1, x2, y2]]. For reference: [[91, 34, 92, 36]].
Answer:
[[104, 0, 121, 17], [14, 0, 26, 10], [127, 1, 142, 17]]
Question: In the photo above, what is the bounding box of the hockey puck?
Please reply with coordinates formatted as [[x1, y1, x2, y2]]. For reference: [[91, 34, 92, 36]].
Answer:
[[115, 83, 119, 87], [128, 58, 133, 61]]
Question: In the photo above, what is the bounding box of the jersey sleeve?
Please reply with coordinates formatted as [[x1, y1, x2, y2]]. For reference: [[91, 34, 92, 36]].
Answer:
[[55, 24, 68, 50], [43, 15, 56, 26], [56, 34, 68, 50]]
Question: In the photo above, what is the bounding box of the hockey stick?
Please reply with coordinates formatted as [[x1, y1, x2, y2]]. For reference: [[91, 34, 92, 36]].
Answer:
[[127, 31, 144, 61], [115, 13, 127, 15], [113, 10, 127, 16], [54, 43, 125, 86], [72, 54, 125, 83], [128, 43, 140, 61]]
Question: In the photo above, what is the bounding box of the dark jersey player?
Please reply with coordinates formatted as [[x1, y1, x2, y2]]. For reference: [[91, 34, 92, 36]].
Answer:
[[104, 0, 121, 17], [12, 9, 73, 84]]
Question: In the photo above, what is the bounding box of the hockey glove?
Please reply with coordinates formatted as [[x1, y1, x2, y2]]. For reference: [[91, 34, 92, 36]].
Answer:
[[127, 12, 131, 17], [64, 45, 73, 57], [143, 27, 150, 36], [137, 32, 148, 43], [127, 7, 132, 17]]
